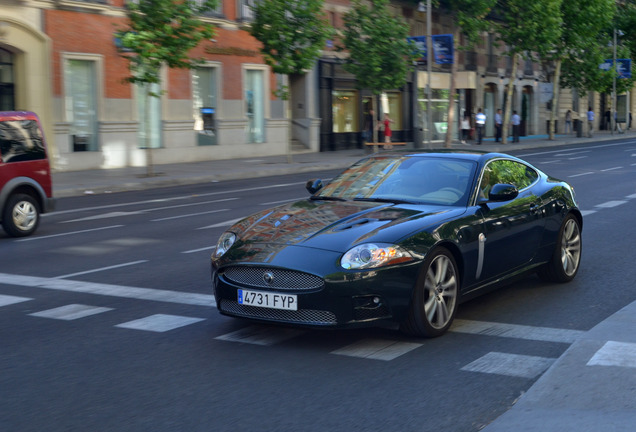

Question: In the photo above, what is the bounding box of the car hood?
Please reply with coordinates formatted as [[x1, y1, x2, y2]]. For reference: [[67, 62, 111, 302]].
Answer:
[[228, 199, 465, 253]]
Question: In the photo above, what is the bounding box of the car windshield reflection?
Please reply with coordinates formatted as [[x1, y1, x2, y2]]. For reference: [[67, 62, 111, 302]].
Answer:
[[315, 155, 477, 206]]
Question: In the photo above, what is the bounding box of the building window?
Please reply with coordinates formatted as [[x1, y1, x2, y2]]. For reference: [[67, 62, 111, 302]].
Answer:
[[245, 69, 265, 143], [193, 66, 219, 145], [64, 59, 99, 152], [136, 82, 162, 149], [0, 48, 15, 111], [238, 0, 259, 21], [381, 92, 402, 129], [332, 90, 359, 133]]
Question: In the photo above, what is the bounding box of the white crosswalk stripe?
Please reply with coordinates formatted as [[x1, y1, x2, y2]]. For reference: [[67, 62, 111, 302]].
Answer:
[[331, 339, 422, 361], [587, 341, 636, 368], [215, 325, 305, 345], [115, 314, 205, 332], [30, 304, 113, 320], [0, 294, 32, 307], [461, 352, 556, 378]]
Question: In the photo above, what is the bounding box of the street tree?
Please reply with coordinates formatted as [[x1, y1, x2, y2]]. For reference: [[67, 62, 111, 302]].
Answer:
[[340, 0, 417, 148], [494, 0, 562, 144], [118, 0, 217, 176], [544, 0, 614, 140], [249, 0, 332, 162], [439, 0, 496, 147]]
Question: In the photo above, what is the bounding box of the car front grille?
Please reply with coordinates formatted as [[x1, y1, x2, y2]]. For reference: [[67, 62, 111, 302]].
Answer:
[[219, 300, 337, 325], [222, 266, 324, 291]]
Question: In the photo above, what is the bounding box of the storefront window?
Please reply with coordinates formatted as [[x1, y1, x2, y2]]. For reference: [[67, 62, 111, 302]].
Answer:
[[245, 69, 265, 143], [193, 67, 218, 145], [136, 82, 162, 149], [332, 90, 358, 133], [418, 88, 458, 142], [381, 92, 402, 128], [64, 59, 99, 151]]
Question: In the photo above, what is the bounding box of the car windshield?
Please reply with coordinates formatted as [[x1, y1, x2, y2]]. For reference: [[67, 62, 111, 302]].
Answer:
[[315, 155, 477, 206]]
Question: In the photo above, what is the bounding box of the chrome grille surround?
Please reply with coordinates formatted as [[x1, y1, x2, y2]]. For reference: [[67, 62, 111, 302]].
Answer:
[[219, 300, 337, 325], [222, 266, 324, 291]]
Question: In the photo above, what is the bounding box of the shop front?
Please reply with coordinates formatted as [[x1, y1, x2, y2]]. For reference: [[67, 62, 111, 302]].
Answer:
[[318, 59, 415, 151]]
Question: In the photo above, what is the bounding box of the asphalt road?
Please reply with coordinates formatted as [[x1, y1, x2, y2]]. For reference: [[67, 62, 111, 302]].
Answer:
[[1, 140, 635, 431]]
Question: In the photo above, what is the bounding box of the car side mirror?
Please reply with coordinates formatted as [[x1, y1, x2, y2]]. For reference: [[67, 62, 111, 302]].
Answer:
[[306, 179, 324, 195], [488, 183, 519, 202]]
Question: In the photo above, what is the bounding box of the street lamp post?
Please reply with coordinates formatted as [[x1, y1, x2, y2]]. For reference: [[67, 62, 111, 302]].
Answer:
[[425, 0, 432, 147], [612, 28, 617, 135]]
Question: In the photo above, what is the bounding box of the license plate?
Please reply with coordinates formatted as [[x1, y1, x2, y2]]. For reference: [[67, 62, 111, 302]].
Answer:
[[238, 289, 297, 311]]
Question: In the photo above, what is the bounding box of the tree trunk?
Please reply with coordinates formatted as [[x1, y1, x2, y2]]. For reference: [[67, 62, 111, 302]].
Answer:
[[548, 59, 562, 141], [444, 28, 458, 149], [502, 52, 519, 145]]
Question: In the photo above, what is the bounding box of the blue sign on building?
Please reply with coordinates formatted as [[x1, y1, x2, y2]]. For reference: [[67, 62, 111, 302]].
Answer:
[[407, 34, 454, 65], [599, 59, 632, 79]]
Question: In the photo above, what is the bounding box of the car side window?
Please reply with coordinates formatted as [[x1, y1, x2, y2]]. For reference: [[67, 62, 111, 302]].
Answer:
[[0, 120, 46, 163], [481, 159, 538, 193]]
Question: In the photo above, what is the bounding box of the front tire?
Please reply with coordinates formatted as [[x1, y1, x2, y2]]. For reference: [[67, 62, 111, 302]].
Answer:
[[2, 193, 40, 237], [401, 247, 459, 338], [538, 214, 582, 283]]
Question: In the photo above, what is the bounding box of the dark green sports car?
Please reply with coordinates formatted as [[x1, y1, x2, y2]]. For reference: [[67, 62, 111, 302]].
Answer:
[[211, 151, 582, 337]]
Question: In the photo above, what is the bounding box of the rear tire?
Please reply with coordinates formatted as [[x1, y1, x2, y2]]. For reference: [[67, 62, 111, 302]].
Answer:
[[538, 214, 582, 283], [400, 247, 459, 338], [2, 193, 40, 237]]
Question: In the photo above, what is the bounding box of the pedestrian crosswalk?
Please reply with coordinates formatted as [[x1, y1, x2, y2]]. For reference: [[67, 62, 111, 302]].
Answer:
[[2, 273, 634, 379]]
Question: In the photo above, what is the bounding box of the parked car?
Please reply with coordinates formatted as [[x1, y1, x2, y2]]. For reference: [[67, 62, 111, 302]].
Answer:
[[0, 111, 55, 237], [211, 151, 582, 337]]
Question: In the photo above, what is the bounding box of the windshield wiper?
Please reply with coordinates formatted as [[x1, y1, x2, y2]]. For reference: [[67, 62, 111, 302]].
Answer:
[[353, 197, 416, 204], [310, 195, 347, 201]]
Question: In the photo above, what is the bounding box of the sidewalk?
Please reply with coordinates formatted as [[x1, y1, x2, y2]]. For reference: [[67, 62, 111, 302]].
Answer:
[[51, 129, 634, 199], [51, 129, 636, 431]]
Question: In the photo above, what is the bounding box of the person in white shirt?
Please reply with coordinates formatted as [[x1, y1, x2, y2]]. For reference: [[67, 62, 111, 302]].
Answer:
[[475, 108, 486, 144], [511, 110, 521, 143]]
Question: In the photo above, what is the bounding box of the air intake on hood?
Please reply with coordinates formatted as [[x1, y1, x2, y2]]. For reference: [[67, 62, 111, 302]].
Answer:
[[334, 218, 380, 231]]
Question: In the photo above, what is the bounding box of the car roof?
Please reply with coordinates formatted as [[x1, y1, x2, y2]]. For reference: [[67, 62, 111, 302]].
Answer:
[[366, 149, 522, 165]]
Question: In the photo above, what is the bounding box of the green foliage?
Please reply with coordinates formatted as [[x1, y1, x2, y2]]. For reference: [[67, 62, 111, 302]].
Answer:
[[117, 0, 217, 91], [340, 0, 417, 95], [249, 0, 333, 82], [446, 0, 496, 47], [495, 0, 563, 59]]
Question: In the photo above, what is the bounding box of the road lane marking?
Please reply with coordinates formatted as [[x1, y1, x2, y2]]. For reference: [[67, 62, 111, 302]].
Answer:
[[116, 314, 205, 332], [215, 325, 305, 345], [568, 172, 594, 178], [581, 210, 597, 216], [450, 319, 585, 344], [151, 208, 229, 222], [30, 304, 113, 320], [331, 339, 422, 361], [16, 225, 124, 242], [601, 166, 623, 172], [461, 352, 555, 378], [596, 200, 627, 208], [182, 246, 215, 254], [54, 260, 148, 279], [0, 294, 32, 307], [0, 273, 216, 307], [198, 218, 242, 229], [587, 341, 636, 368]]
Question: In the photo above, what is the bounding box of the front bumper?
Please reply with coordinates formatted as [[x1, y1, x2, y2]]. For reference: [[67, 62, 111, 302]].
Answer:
[[212, 258, 421, 329]]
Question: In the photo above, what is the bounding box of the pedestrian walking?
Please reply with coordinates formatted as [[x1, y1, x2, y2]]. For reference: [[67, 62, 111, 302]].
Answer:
[[511, 110, 521, 143], [495, 109, 502, 142], [381, 112, 394, 149], [475, 108, 486, 144], [565, 110, 572, 134], [461, 114, 471, 144], [587, 107, 594, 137]]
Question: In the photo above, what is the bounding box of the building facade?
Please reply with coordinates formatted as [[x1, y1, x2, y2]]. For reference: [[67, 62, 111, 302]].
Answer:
[[1, 0, 633, 172]]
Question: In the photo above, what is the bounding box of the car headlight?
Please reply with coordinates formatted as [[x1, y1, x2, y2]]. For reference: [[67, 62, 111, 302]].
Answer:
[[214, 232, 236, 258], [341, 243, 414, 270]]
